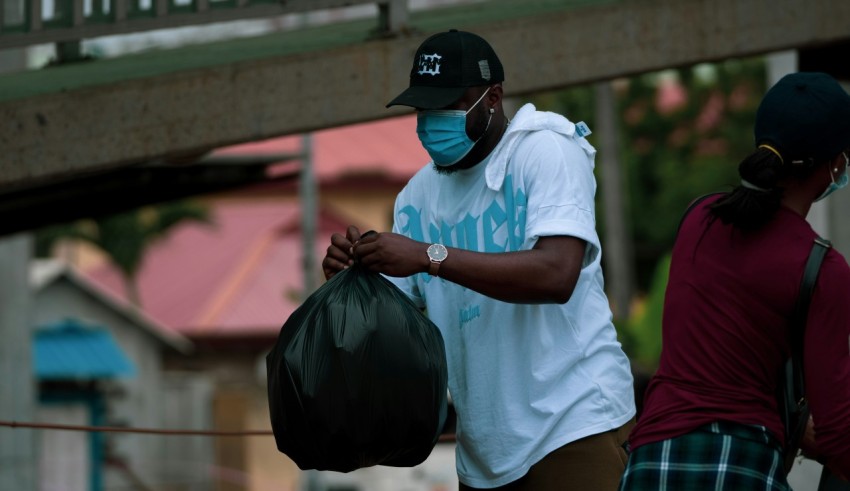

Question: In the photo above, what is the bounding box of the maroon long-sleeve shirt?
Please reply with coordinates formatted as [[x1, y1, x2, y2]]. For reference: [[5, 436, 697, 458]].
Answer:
[[629, 195, 850, 477]]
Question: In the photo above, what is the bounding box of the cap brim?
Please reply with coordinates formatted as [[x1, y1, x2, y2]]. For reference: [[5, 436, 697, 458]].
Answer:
[[386, 85, 467, 110]]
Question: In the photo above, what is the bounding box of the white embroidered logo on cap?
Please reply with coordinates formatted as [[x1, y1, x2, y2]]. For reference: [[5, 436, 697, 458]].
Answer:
[[478, 60, 491, 80], [418, 53, 442, 76]]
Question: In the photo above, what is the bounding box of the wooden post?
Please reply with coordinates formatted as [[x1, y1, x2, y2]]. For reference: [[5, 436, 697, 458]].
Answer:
[[377, 0, 407, 36], [112, 0, 127, 21], [27, 0, 42, 32]]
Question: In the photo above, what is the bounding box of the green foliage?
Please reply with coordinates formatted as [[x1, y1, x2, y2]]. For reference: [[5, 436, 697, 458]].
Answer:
[[529, 58, 768, 366], [532, 59, 765, 288], [622, 61, 765, 273], [35, 200, 211, 306], [619, 253, 670, 370], [84, 202, 209, 278], [34, 222, 84, 258]]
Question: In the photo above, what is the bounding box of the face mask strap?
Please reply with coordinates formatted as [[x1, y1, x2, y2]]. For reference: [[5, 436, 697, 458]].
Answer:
[[815, 153, 850, 202], [464, 88, 491, 115], [830, 153, 849, 183]]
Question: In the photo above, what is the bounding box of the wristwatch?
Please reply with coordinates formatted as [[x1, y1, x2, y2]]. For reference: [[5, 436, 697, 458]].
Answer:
[[427, 243, 448, 277]]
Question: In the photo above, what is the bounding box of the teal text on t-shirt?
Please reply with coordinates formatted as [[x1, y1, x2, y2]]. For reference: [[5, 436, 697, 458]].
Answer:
[[397, 175, 527, 253]]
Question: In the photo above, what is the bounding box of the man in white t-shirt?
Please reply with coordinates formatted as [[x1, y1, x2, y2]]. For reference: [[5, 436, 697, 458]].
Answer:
[[322, 29, 635, 491]]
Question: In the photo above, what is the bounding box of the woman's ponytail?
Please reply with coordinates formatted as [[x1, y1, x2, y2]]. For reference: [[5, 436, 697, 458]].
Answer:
[[710, 147, 785, 230]]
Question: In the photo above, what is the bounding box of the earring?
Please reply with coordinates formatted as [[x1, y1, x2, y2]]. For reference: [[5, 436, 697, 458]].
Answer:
[[835, 168, 839, 173]]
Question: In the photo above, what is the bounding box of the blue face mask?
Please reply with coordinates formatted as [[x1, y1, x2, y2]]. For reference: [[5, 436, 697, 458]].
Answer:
[[815, 152, 850, 202], [416, 88, 492, 167]]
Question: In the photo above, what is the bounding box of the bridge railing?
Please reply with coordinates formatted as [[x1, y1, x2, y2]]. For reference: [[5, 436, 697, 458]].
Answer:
[[0, 0, 408, 51]]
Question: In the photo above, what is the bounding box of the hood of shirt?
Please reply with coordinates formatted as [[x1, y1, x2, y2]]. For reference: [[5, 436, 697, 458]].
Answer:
[[484, 102, 597, 191]]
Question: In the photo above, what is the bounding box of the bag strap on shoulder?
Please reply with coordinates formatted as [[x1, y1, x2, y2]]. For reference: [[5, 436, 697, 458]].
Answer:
[[676, 192, 724, 236], [789, 237, 831, 397]]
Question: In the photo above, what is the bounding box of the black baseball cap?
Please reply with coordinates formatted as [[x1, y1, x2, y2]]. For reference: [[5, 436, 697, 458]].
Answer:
[[755, 72, 850, 165], [386, 29, 504, 110]]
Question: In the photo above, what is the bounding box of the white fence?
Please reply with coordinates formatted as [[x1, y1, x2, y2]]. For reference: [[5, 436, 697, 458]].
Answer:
[[0, 0, 408, 50]]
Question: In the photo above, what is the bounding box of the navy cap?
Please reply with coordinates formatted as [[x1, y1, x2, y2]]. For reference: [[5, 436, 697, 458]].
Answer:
[[755, 72, 850, 165], [386, 29, 504, 109]]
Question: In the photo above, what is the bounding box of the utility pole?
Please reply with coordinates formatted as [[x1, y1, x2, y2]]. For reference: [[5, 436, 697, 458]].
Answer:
[[595, 80, 635, 320], [300, 134, 318, 295]]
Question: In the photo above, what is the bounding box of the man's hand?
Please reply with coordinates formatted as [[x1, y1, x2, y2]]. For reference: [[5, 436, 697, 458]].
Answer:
[[353, 232, 427, 277], [322, 225, 362, 280]]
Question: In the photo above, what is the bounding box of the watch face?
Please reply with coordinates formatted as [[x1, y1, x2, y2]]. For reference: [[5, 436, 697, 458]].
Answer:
[[428, 243, 448, 262]]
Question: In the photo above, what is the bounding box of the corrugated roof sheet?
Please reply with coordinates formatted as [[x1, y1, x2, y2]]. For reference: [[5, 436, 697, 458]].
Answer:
[[33, 319, 136, 380], [83, 116, 427, 337], [85, 202, 351, 336], [213, 114, 428, 181]]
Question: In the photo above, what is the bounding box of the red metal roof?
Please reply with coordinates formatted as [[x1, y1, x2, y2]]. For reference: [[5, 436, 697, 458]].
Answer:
[[86, 202, 353, 336], [214, 114, 428, 182], [84, 116, 427, 338]]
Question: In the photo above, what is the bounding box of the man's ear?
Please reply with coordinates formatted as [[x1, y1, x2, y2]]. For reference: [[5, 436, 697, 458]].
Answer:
[[487, 84, 503, 108]]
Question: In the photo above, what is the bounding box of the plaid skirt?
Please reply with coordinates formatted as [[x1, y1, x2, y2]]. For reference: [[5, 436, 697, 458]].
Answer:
[[618, 421, 790, 491]]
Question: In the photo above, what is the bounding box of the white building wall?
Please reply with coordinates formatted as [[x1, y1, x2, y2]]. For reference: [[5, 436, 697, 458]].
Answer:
[[0, 234, 36, 491], [160, 372, 216, 490], [37, 404, 90, 491], [33, 279, 171, 489]]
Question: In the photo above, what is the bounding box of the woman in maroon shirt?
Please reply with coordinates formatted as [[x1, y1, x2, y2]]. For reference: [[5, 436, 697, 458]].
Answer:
[[619, 72, 850, 491]]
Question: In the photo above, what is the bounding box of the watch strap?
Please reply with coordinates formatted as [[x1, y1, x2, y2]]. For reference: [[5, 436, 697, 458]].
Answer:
[[428, 259, 441, 277]]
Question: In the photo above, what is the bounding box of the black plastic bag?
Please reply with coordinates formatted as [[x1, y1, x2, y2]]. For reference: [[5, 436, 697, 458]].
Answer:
[[266, 262, 448, 472]]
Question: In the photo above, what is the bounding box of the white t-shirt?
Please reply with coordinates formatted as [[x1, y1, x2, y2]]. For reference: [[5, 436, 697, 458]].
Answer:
[[388, 104, 635, 488]]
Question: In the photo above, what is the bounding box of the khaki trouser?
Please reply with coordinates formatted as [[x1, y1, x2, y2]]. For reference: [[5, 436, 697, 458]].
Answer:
[[460, 418, 636, 491]]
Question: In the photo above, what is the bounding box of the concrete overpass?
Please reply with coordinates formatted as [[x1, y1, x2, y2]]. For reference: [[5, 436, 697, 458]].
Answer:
[[1, 3, 848, 489], [2, 0, 849, 212]]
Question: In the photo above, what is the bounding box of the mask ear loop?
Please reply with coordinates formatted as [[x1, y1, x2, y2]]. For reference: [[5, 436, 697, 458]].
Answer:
[[831, 153, 849, 179], [464, 88, 491, 115], [465, 88, 495, 143]]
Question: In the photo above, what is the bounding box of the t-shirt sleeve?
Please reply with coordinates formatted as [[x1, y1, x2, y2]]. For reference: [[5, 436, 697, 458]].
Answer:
[[514, 130, 600, 267], [804, 250, 850, 476]]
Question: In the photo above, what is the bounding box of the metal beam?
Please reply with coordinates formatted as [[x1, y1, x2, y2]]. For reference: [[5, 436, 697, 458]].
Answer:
[[1, 0, 849, 193], [0, 158, 300, 237]]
